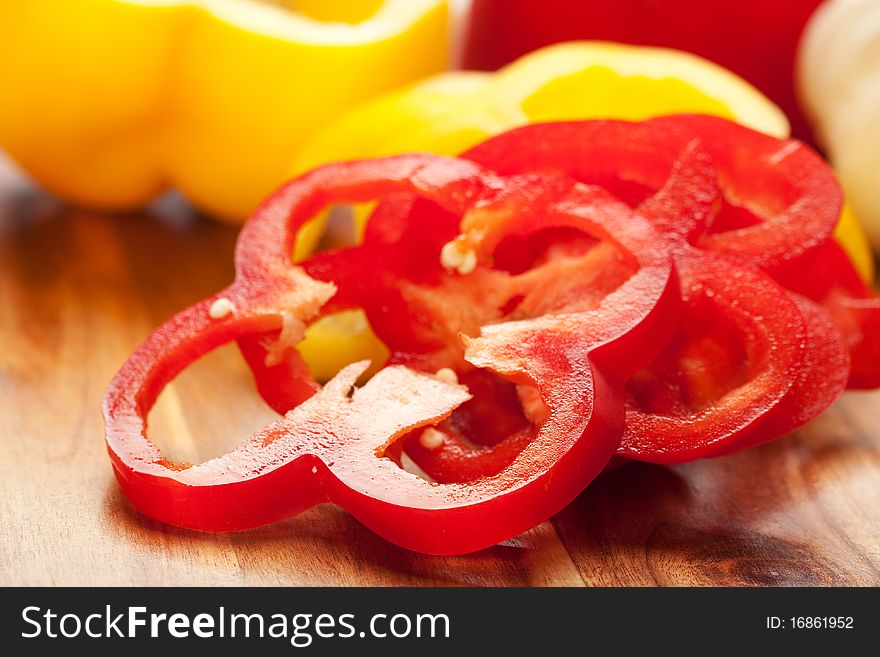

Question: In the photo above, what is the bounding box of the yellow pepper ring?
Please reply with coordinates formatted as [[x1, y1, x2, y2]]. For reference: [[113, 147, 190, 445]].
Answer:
[[0, 0, 449, 222], [290, 41, 874, 380]]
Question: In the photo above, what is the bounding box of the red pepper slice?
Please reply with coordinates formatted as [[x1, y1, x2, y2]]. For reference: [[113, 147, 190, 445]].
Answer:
[[462, 115, 876, 389], [344, 163, 692, 481], [378, 118, 849, 471], [463, 115, 841, 277], [655, 115, 841, 278], [705, 293, 851, 458], [774, 240, 880, 389], [621, 250, 848, 463], [621, 146, 847, 462], [103, 154, 676, 554]]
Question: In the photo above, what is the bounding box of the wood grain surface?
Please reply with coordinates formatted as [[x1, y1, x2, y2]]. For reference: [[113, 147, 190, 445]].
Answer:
[[1, 157, 879, 587]]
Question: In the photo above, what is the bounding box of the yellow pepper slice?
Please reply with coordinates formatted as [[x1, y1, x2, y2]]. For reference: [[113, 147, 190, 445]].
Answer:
[[291, 41, 873, 377], [0, 0, 449, 222]]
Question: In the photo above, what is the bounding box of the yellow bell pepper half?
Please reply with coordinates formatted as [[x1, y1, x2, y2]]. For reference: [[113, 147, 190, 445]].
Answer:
[[290, 41, 874, 380], [0, 0, 449, 223]]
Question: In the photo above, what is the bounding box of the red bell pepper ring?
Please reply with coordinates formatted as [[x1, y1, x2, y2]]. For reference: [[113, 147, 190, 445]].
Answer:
[[621, 250, 849, 463], [464, 115, 842, 277], [706, 293, 851, 458], [347, 168, 684, 481], [676, 115, 876, 390], [618, 144, 847, 461], [462, 115, 876, 389], [658, 115, 841, 278], [775, 240, 880, 389], [384, 119, 848, 471], [103, 154, 677, 554]]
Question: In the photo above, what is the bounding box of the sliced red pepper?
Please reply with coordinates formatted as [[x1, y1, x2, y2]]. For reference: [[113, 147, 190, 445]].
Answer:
[[103, 154, 677, 554], [351, 167, 687, 480], [377, 118, 849, 471], [705, 293, 850, 458], [461, 115, 876, 389], [463, 116, 841, 276], [656, 115, 841, 277], [621, 250, 848, 463], [620, 146, 847, 462], [774, 240, 880, 389]]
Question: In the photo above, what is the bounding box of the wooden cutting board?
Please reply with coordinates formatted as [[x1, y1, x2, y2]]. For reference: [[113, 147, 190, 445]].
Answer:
[[1, 157, 879, 586]]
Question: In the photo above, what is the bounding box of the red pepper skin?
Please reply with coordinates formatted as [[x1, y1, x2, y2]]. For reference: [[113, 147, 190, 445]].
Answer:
[[463, 0, 824, 139], [392, 117, 850, 469], [103, 154, 677, 554]]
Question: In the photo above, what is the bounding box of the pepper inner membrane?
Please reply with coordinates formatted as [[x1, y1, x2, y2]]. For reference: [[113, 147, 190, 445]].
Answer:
[[625, 289, 752, 418], [363, 197, 639, 482]]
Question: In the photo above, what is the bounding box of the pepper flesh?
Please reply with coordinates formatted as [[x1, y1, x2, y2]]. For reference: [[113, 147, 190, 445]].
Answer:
[[103, 154, 678, 554], [0, 0, 448, 222]]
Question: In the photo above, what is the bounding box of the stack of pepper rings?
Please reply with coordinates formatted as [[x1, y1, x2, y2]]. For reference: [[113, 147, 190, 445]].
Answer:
[[103, 116, 880, 555]]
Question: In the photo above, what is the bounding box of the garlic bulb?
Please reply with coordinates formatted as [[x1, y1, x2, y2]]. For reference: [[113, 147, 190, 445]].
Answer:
[[798, 0, 880, 249]]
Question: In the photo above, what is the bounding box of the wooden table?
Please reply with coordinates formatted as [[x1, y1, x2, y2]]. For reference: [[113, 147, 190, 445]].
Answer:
[[2, 157, 879, 587]]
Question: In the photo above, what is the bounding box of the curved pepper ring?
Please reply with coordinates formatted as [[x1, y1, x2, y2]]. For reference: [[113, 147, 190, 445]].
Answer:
[[389, 118, 852, 475], [103, 154, 677, 554]]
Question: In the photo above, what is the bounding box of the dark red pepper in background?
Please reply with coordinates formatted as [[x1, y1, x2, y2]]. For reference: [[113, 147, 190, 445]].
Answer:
[[463, 0, 824, 139]]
